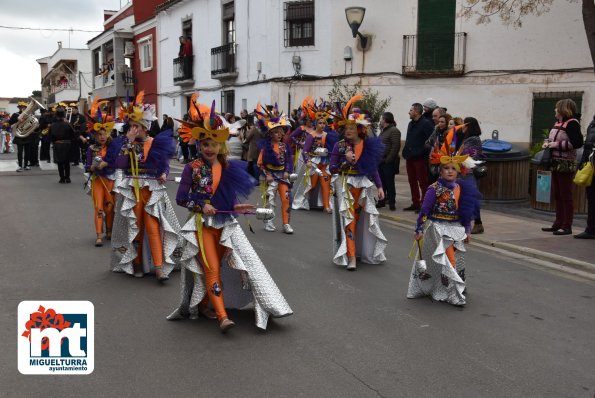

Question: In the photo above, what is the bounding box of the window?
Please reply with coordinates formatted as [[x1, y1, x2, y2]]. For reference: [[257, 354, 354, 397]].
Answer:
[[221, 90, 235, 114], [417, 0, 456, 71], [284, 1, 314, 47], [222, 2, 235, 44], [138, 35, 153, 72]]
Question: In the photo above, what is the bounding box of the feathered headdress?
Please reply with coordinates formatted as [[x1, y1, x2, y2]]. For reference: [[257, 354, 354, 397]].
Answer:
[[175, 93, 229, 143], [430, 125, 478, 173], [117, 90, 156, 129], [301, 96, 330, 122], [332, 95, 369, 127], [86, 97, 115, 133], [254, 103, 289, 133]]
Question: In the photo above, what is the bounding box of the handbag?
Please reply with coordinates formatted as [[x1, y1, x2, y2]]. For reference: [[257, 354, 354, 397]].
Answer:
[[473, 163, 488, 178], [539, 148, 553, 168], [573, 150, 594, 187]]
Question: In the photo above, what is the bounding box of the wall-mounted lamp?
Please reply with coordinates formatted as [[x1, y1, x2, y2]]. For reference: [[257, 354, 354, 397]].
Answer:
[[292, 55, 302, 73], [345, 7, 370, 50]]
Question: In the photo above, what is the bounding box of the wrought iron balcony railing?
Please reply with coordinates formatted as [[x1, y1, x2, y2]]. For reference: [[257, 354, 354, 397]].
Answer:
[[211, 43, 238, 78], [402, 32, 467, 77], [173, 56, 194, 84]]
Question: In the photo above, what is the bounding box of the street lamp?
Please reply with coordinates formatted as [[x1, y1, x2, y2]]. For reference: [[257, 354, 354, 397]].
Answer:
[[345, 6, 369, 50]]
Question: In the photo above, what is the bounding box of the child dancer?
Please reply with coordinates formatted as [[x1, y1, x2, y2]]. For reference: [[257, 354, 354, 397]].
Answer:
[[84, 98, 115, 247], [407, 133, 480, 306], [256, 106, 294, 234], [169, 96, 293, 333], [329, 97, 387, 270]]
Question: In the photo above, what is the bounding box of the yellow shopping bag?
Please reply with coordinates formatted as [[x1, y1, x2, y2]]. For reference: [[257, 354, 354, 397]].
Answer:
[[573, 153, 593, 187]]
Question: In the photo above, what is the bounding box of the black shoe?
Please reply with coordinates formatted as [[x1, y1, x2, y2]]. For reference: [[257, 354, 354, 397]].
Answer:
[[65, 178, 71, 183], [375, 201, 386, 209], [541, 227, 558, 232], [403, 205, 420, 211], [553, 228, 572, 235], [573, 232, 595, 239], [389, 204, 396, 211], [59, 178, 65, 183]]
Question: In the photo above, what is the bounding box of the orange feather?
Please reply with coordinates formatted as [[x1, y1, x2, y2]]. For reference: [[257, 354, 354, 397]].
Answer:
[[342, 94, 363, 119], [135, 90, 144, 105]]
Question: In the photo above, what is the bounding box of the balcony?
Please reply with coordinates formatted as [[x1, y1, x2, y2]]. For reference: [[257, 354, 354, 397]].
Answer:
[[173, 56, 194, 85], [402, 32, 467, 77], [51, 80, 78, 94], [123, 67, 134, 86], [211, 43, 238, 80]]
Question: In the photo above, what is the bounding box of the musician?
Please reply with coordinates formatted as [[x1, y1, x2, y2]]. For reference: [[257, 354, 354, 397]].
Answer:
[[106, 92, 180, 282], [9, 101, 32, 172], [49, 107, 75, 183], [70, 104, 86, 166], [169, 96, 293, 333], [38, 108, 53, 163]]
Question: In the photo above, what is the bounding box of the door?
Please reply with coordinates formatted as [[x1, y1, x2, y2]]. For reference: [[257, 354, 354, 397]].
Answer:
[[417, 0, 456, 71]]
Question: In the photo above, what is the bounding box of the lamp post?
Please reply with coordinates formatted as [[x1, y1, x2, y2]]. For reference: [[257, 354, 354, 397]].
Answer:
[[345, 6, 369, 50]]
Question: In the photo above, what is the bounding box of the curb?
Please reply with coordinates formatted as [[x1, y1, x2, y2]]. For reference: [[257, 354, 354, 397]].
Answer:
[[378, 213, 595, 277]]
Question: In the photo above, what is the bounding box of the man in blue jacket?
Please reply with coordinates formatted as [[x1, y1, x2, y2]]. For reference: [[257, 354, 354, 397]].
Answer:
[[402, 103, 434, 211]]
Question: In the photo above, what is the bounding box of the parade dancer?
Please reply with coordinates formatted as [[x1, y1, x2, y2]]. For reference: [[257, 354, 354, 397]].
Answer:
[[292, 99, 338, 211], [407, 131, 480, 306], [84, 98, 116, 247], [256, 106, 294, 234], [106, 91, 180, 282], [168, 96, 293, 333], [329, 96, 387, 270]]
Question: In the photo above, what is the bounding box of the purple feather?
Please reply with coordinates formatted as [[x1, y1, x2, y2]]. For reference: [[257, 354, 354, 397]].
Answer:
[[355, 136, 384, 176], [457, 176, 482, 228]]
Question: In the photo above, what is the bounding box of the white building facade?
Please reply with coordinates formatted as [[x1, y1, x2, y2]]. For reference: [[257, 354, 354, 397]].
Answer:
[[156, 0, 595, 146], [36, 45, 93, 108]]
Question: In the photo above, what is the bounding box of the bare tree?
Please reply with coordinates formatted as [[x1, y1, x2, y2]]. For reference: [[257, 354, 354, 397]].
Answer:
[[461, 0, 595, 69]]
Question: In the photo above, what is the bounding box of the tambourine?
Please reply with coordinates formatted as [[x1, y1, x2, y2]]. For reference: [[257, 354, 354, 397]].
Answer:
[[314, 147, 328, 157], [254, 208, 274, 220], [92, 156, 103, 168]]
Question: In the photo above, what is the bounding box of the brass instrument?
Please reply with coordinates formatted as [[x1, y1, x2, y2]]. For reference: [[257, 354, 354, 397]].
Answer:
[[65, 106, 73, 123], [13, 97, 44, 139]]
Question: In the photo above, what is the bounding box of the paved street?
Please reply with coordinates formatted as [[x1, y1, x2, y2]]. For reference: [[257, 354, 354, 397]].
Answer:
[[1, 165, 595, 398]]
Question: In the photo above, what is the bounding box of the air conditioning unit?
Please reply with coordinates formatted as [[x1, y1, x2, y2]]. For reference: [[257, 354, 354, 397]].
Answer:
[[124, 41, 135, 56]]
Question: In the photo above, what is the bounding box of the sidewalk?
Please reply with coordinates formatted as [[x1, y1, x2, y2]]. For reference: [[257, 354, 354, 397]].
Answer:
[[378, 175, 595, 276]]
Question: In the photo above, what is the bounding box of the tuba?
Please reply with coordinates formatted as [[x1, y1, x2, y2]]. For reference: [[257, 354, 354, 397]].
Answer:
[[13, 97, 44, 139]]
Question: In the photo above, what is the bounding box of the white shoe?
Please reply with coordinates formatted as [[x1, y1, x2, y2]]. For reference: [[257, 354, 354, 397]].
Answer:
[[282, 224, 294, 234], [347, 257, 357, 271], [264, 220, 276, 232]]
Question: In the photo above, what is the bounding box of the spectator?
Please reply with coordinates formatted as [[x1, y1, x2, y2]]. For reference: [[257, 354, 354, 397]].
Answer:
[[422, 98, 437, 123], [402, 103, 434, 211], [160, 114, 169, 132], [426, 113, 452, 183], [448, 116, 464, 129], [460, 117, 485, 234], [541, 99, 583, 235], [431, 107, 447, 126], [574, 114, 595, 239], [376, 112, 401, 210], [182, 36, 193, 79]]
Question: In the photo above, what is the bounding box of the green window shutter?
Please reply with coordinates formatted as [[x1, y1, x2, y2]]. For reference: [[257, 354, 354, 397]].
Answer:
[[417, 0, 456, 71]]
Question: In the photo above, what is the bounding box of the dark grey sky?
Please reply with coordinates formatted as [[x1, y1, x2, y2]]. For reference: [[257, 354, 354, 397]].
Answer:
[[0, 0, 125, 97]]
